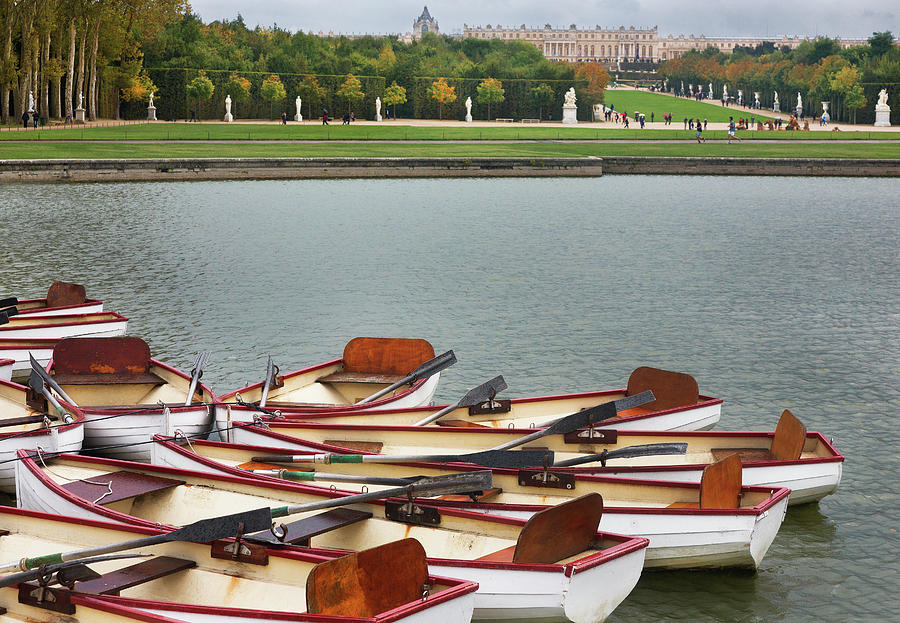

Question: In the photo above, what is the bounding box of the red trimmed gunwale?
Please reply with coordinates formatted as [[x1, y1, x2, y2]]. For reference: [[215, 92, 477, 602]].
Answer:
[[0, 311, 128, 331], [15, 296, 103, 315]]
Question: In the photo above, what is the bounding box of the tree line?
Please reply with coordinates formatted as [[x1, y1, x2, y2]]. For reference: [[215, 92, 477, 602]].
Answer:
[[658, 33, 897, 124]]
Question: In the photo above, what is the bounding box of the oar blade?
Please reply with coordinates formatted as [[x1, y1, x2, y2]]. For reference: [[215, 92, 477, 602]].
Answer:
[[411, 470, 493, 496], [0, 311, 8, 326], [553, 443, 688, 468], [457, 375, 507, 407], [458, 449, 553, 468], [409, 349, 457, 381], [28, 368, 44, 395], [0, 296, 18, 309], [544, 401, 618, 436], [167, 507, 273, 543]]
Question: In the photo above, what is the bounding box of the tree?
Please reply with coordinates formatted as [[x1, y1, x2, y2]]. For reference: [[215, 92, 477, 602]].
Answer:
[[224, 72, 251, 117], [868, 31, 894, 57], [529, 84, 554, 120], [185, 71, 214, 119], [337, 73, 364, 114], [574, 62, 610, 107], [260, 74, 286, 119], [382, 81, 407, 119], [121, 71, 157, 104], [831, 66, 866, 123], [428, 77, 456, 119], [476, 77, 504, 119], [298, 75, 327, 121]]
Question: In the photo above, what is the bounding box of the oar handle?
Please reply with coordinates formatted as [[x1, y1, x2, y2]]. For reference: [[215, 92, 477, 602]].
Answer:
[[259, 355, 277, 409], [255, 469, 418, 487], [413, 398, 462, 426], [358, 350, 456, 404]]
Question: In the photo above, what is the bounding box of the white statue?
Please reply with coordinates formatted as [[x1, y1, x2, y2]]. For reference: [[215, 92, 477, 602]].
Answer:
[[564, 87, 577, 107], [77, 92, 83, 110], [681, 80, 684, 94], [148, 92, 155, 108], [877, 89, 889, 108], [723, 85, 728, 101], [708, 82, 713, 98], [375, 96, 382, 122], [773, 91, 780, 112], [737, 89, 743, 104], [688, 83, 693, 95], [27, 90, 35, 112], [295, 96, 302, 121], [754, 92, 760, 106], [796, 92, 802, 110], [874, 88, 891, 126], [147, 91, 157, 121], [224, 94, 233, 122], [465, 96, 472, 122]]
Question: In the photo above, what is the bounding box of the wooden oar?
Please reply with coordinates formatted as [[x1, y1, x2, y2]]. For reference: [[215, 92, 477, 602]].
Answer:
[[413, 375, 507, 426], [249, 469, 423, 487], [183, 350, 211, 406], [489, 390, 655, 451], [30, 354, 77, 406], [250, 448, 554, 469], [0, 296, 17, 310], [28, 369, 75, 424], [357, 350, 457, 404], [258, 354, 278, 409], [267, 470, 492, 519], [0, 311, 8, 326], [552, 443, 689, 468], [0, 506, 274, 586]]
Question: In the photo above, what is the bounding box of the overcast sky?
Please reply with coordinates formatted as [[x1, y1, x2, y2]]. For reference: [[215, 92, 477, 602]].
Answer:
[[189, 1, 896, 39]]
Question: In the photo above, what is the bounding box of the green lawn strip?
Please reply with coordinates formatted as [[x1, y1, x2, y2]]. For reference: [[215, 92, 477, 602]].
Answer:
[[603, 89, 776, 123], [1, 122, 897, 142], [2, 141, 898, 159]]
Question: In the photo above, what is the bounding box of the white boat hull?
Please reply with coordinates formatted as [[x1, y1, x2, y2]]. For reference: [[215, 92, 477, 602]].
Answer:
[[0, 320, 127, 340], [81, 405, 212, 462], [431, 545, 645, 623], [0, 346, 54, 377], [18, 302, 104, 317], [0, 358, 11, 382], [0, 423, 83, 493]]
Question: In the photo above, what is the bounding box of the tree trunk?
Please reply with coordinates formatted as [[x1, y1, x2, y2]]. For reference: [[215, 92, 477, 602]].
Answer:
[[17, 26, 34, 120], [87, 21, 98, 120], [65, 17, 75, 118], [40, 30, 49, 121], [1, 0, 15, 125], [76, 24, 86, 113]]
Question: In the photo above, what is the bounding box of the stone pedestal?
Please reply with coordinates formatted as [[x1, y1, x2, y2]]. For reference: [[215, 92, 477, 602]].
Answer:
[[874, 106, 891, 127], [147, 106, 157, 121], [75, 107, 85, 123], [562, 104, 577, 124], [773, 102, 780, 113], [224, 112, 233, 123], [465, 113, 472, 123], [295, 112, 302, 122]]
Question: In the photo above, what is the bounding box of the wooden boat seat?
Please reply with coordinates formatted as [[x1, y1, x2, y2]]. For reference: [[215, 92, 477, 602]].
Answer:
[[74, 556, 196, 595], [46, 281, 86, 308], [316, 337, 436, 386], [61, 471, 185, 506], [668, 454, 742, 509], [626, 366, 699, 410], [247, 507, 373, 547], [323, 440, 383, 453], [477, 494, 604, 564], [710, 410, 808, 463], [52, 337, 166, 386], [435, 419, 490, 428]]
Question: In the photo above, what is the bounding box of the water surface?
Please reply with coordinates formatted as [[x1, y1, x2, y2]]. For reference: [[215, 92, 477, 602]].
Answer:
[[1, 176, 897, 622]]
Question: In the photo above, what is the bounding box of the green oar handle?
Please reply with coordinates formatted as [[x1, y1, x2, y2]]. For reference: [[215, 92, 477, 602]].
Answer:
[[257, 469, 417, 487]]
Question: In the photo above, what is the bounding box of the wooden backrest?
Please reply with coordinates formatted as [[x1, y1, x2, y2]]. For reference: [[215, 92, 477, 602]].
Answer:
[[54, 337, 151, 376], [699, 454, 742, 509], [626, 366, 699, 410], [306, 538, 428, 617], [46, 281, 86, 308], [342, 337, 435, 375], [770, 409, 807, 460], [513, 493, 603, 564]]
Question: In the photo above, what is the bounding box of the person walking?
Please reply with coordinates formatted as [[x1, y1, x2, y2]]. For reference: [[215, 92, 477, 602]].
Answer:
[[683, 117, 688, 129], [33, 113, 38, 128], [281, 111, 287, 125], [22, 111, 29, 129], [322, 109, 329, 125]]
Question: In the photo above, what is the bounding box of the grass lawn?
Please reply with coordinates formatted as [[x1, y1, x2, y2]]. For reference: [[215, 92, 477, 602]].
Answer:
[[1, 141, 898, 159], [0, 122, 897, 142], [603, 89, 775, 123]]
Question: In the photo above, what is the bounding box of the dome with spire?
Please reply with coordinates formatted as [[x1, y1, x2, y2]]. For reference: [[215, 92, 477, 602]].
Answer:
[[412, 6, 439, 39]]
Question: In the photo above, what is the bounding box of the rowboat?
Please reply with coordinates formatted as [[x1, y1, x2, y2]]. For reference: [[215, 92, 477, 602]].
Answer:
[[0, 378, 84, 493], [5, 281, 104, 317], [226, 409, 842, 506], [0, 505, 478, 623], [0, 339, 59, 379], [215, 337, 448, 429], [151, 435, 790, 570], [45, 337, 215, 461], [0, 357, 12, 382], [220, 366, 722, 434], [15, 451, 650, 623], [0, 311, 128, 339]]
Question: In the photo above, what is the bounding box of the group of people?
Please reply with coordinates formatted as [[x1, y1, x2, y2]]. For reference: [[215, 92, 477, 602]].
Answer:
[[20, 111, 38, 128]]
